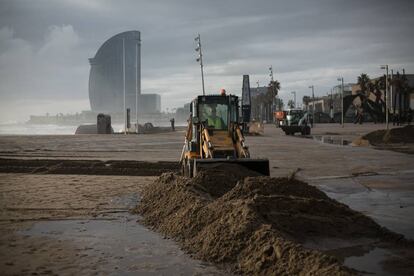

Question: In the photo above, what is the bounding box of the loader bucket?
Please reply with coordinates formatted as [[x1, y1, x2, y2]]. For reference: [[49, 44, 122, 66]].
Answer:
[[193, 158, 270, 177]]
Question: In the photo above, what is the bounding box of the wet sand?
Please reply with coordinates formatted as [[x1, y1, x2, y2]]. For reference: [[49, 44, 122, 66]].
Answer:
[[0, 174, 228, 275]]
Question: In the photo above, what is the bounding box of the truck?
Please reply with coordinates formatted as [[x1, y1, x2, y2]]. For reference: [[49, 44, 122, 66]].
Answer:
[[279, 108, 311, 136]]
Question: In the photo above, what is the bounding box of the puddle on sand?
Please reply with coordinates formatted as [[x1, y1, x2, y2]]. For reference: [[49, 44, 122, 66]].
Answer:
[[313, 135, 350, 146], [21, 217, 228, 275], [305, 238, 389, 274], [309, 177, 414, 275], [336, 245, 411, 276], [19, 194, 229, 275], [343, 247, 392, 275], [309, 239, 413, 276], [312, 176, 414, 240]]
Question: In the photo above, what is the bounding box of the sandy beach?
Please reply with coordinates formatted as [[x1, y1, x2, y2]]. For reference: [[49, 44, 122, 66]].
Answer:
[[1, 123, 413, 275]]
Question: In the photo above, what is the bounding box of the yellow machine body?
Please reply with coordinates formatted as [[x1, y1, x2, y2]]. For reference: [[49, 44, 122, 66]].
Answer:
[[180, 94, 269, 177]]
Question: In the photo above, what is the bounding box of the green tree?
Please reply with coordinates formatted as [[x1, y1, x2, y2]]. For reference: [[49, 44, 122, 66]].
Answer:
[[267, 80, 280, 100], [393, 71, 410, 116], [357, 73, 371, 96], [266, 80, 281, 120]]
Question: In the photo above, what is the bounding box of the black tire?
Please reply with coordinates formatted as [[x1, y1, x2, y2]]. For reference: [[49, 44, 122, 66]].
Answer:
[[189, 159, 194, 177], [181, 161, 186, 176], [305, 126, 311, 135]]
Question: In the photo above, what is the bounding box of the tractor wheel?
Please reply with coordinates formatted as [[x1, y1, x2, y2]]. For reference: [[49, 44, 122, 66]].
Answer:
[[182, 158, 192, 177], [181, 160, 188, 176], [188, 159, 194, 177]]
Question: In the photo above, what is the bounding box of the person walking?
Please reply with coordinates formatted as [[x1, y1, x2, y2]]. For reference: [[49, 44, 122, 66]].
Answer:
[[170, 118, 175, 131]]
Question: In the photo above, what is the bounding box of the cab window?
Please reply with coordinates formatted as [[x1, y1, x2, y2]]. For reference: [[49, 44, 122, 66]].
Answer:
[[199, 103, 228, 129]]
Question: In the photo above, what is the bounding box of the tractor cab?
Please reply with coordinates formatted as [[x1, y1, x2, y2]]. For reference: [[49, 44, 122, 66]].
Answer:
[[194, 95, 238, 130], [189, 95, 240, 159]]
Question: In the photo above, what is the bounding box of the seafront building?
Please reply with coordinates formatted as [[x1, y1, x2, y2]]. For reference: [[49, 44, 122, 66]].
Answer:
[[88, 30, 161, 115]]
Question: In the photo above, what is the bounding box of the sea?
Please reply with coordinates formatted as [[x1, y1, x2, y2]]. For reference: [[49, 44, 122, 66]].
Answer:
[[0, 122, 181, 135], [0, 123, 77, 135], [0, 123, 126, 135]]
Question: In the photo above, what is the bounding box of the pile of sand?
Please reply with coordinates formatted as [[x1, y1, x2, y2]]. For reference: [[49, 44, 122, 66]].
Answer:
[[135, 164, 401, 275], [362, 125, 414, 145]]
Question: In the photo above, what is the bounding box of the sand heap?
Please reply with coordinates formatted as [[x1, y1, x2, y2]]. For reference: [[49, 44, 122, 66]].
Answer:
[[363, 125, 414, 145], [135, 164, 400, 275]]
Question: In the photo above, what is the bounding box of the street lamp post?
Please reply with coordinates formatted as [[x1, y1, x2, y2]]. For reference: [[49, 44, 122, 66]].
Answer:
[[308, 85, 315, 127], [269, 66, 274, 121], [291, 91, 296, 108], [380, 65, 389, 129], [330, 88, 334, 122], [269, 66, 274, 82], [135, 38, 141, 134], [390, 69, 393, 116], [122, 37, 126, 134], [195, 34, 205, 96], [337, 77, 344, 128]]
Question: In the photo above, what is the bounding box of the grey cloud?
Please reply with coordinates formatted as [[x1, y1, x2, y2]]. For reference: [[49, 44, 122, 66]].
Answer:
[[0, 0, 413, 121]]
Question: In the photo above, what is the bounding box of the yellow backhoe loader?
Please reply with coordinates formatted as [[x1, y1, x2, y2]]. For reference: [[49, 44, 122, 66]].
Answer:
[[180, 94, 269, 177]]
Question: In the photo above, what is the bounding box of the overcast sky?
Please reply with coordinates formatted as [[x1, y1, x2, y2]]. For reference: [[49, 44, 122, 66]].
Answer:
[[0, 0, 413, 122]]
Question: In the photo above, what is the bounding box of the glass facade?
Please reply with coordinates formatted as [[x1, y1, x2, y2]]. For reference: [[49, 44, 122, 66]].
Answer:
[[89, 31, 141, 113]]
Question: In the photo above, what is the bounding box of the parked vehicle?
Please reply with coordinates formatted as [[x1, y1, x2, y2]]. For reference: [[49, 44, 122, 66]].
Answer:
[[280, 109, 311, 135]]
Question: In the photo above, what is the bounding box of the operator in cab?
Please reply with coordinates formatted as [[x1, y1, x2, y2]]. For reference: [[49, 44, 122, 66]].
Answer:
[[207, 105, 226, 129]]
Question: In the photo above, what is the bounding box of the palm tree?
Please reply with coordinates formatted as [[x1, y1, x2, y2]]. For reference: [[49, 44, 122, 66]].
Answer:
[[394, 71, 410, 122], [401, 72, 409, 115], [266, 80, 281, 121], [357, 73, 371, 96], [267, 80, 280, 99], [356, 73, 390, 123]]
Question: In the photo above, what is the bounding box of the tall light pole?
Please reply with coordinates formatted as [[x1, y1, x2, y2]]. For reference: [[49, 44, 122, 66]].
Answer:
[[308, 85, 315, 127], [269, 65, 274, 82], [195, 34, 205, 95], [380, 65, 389, 129], [291, 91, 296, 108], [390, 69, 393, 115], [256, 81, 262, 121], [135, 37, 141, 134], [269, 66, 275, 120], [122, 37, 126, 134], [330, 88, 334, 122], [337, 77, 344, 128]]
